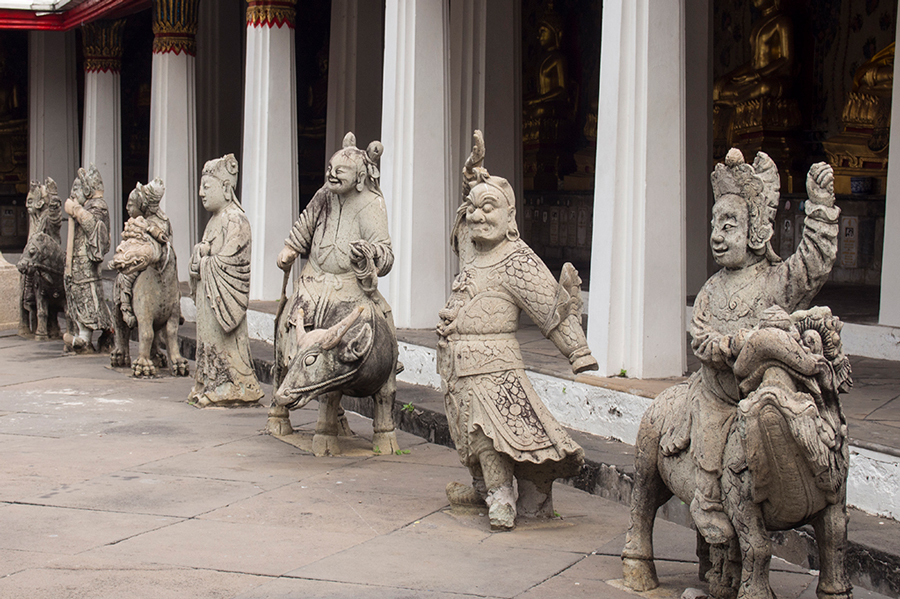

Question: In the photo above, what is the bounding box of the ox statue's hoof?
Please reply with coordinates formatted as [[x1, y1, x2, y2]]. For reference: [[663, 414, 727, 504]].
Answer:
[[266, 404, 294, 436], [312, 433, 340, 457], [622, 557, 659, 592], [110, 348, 131, 368], [373, 431, 400, 455]]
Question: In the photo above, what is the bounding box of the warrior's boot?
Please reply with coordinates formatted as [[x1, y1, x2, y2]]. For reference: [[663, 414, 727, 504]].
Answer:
[[690, 467, 734, 544]]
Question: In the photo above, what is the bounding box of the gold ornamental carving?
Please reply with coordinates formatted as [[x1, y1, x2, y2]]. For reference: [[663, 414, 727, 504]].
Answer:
[[246, 0, 296, 29], [152, 0, 200, 56], [82, 20, 126, 73]]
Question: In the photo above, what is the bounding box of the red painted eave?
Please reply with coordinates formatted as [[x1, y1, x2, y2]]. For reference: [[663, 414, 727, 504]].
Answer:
[[0, 0, 150, 31]]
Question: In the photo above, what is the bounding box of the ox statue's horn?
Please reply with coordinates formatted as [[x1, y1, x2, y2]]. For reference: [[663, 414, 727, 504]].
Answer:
[[322, 306, 365, 350]]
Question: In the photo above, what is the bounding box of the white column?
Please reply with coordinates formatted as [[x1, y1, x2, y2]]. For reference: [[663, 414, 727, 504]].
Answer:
[[241, 0, 299, 301], [381, 0, 451, 328], [586, 0, 686, 378], [325, 0, 384, 158], [878, 2, 900, 326], [81, 21, 124, 262], [149, 0, 199, 283], [28, 30, 79, 192]]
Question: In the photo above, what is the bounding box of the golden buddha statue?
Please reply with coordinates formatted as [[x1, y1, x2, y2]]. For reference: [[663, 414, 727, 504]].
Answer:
[[713, 0, 795, 108], [523, 1, 577, 190], [824, 42, 894, 195], [712, 0, 801, 190]]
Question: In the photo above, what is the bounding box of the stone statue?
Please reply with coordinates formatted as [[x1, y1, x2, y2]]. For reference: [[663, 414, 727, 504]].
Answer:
[[109, 179, 189, 378], [63, 165, 114, 353], [622, 150, 853, 599], [188, 154, 263, 407], [437, 131, 598, 531], [18, 178, 65, 340], [267, 132, 401, 457]]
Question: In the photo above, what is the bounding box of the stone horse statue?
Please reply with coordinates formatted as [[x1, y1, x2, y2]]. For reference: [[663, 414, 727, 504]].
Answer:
[[109, 217, 189, 377], [271, 303, 399, 457], [623, 306, 853, 599]]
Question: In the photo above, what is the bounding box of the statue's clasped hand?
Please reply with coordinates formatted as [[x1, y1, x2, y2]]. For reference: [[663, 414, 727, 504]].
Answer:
[[277, 246, 298, 272], [64, 197, 79, 217]]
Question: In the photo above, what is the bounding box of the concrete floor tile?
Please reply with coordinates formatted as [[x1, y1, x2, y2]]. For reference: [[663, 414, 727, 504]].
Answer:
[[19, 471, 267, 518], [0, 548, 69, 577], [234, 577, 501, 599], [286, 510, 583, 598], [0, 503, 180, 554], [88, 517, 374, 577], [0, 554, 266, 599]]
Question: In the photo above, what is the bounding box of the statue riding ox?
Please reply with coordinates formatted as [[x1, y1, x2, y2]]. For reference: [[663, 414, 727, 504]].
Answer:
[[271, 304, 400, 457], [17, 231, 66, 340], [108, 219, 188, 377], [623, 306, 853, 599]]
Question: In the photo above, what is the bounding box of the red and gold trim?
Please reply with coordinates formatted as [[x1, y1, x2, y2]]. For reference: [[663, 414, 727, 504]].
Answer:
[[152, 0, 199, 56], [82, 20, 126, 73], [246, 0, 296, 29]]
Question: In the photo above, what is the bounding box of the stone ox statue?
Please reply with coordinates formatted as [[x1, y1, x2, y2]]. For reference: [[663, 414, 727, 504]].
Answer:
[[623, 150, 853, 599], [273, 304, 398, 457]]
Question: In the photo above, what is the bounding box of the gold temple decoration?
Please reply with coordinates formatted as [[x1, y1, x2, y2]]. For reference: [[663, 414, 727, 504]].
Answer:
[[152, 0, 200, 56], [246, 0, 296, 29], [82, 20, 126, 73], [712, 0, 801, 190], [823, 42, 894, 195]]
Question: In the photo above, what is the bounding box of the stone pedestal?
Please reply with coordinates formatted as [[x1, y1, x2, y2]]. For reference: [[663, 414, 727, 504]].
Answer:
[[241, 0, 299, 301], [81, 20, 124, 263], [149, 0, 200, 282], [586, 0, 685, 378], [380, 0, 451, 328]]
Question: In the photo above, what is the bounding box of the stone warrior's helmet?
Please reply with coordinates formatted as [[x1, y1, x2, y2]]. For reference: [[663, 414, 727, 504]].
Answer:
[[710, 147, 782, 263], [201, 153, 242, 210], [451, 129, 520, 256]]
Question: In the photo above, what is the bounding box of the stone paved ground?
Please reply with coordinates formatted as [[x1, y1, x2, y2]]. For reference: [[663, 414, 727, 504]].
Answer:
[[1, 329, 893, 599]]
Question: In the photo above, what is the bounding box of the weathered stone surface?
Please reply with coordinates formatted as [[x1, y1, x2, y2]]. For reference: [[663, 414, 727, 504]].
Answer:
[[188, 154, 263, 407], [109, 178, 188, 378], [63, 165, 114, 353], [17, 179, 65, 340], [0, 252, 20, 329], [268, 132, 400, 457], [623, 149, 854, 599], [436, 131, 598, 531]]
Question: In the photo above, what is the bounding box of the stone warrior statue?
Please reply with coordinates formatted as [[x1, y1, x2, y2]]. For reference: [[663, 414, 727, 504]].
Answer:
[[63, 164, 113, 353], [188, 154, 263, 406], [267, 131, 399, 454], [622, 151, 851, 599], [437, 131, 598, 531], [115, 179, 172, 329]]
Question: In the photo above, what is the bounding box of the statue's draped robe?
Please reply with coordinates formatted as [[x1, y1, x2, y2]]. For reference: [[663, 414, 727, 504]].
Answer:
[[437, 240, 585, 476], [689, 202, 840, 472], [277, 187, 393, 383], [66, 196, 112, 330], [189, 204, 262, 405]]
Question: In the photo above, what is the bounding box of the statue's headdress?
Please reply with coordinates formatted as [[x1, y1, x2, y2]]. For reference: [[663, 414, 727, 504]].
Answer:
[[81, 163, 104, 197], [202, 153, 242, 209], [44, 176, 58, 198], [138, 177, 165, 210], [710, 148, 782, 263], [538, 1, 564, 46], [335, 132, 384, 195], [452, 129, 520, 256]]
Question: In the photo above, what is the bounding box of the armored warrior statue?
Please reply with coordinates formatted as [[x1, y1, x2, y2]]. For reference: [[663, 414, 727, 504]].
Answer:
[[63, 165, 113, 353], [437, 131, 598, 531]]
